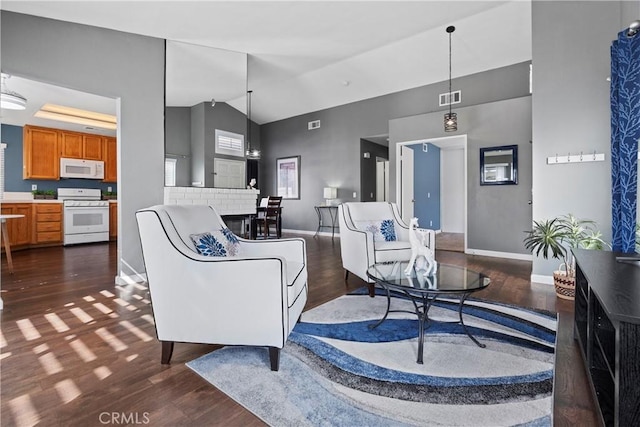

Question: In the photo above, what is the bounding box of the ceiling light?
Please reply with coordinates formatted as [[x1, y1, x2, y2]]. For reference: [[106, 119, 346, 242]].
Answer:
[[1, 74, 27, 110], [444, 25, 458, 132], [35, 103, 116, 130]]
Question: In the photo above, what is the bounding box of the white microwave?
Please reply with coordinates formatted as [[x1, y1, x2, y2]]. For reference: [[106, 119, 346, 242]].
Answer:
[[60, 158, 105, 179]]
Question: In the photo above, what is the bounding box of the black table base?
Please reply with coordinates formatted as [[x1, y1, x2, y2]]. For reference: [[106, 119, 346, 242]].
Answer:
[[369, 284, 486, 364]]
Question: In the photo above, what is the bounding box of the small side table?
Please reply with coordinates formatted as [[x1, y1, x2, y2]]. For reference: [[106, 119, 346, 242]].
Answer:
[[1, 214, 25, 274], [314, 205, 339, 239]]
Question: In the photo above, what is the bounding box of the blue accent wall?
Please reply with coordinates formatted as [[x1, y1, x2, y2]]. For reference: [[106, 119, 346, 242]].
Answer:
[[1, 124, 114, 193], [412, 143, 440, 229]]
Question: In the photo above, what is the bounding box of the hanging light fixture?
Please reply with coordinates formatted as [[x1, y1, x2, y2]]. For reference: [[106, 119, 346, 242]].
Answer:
[[444, 25, 457, 132], [1, 74, 27, 110], [245, 90, 261, 159]]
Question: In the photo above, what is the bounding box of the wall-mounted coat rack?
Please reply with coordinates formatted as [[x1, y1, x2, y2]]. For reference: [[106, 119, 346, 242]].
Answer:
[[547, 152, 605, 165]]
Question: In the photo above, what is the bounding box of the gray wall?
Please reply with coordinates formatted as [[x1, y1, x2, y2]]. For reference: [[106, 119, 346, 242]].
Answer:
[[190, 103, 206, 186], [165, 107, 191, 187], [390, 96, 533, 255], [531, 1, 623, 275], [1, 11, 165, 279], [260, 62, 531, 239], [167, 102, 258, 188]]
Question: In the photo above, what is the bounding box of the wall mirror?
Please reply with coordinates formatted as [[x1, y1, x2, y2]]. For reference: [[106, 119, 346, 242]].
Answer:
[[165, 40, 247, 188], [480, 145, 518, 185]]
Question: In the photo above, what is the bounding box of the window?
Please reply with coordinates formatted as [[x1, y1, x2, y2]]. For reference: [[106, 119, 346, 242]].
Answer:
[[215, 129, 244, 157], [165, 158, 177, 186]]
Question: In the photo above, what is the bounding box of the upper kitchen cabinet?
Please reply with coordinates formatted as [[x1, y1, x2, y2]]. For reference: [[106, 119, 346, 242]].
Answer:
[[59, 131, 83, 158], [60, 130, 103, 160], [83, 134, 103, 160], [23, 125, 59, 180], [103, 136, 117, 182]]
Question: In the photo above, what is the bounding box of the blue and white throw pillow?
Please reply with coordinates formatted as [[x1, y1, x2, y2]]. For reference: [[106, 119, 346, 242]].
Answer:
[[353, 219, 397, 242], [190, 227, 241, 257]]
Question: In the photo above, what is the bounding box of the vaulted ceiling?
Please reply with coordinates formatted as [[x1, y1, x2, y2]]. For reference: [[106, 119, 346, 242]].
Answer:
[[1, 1, 531, 125]]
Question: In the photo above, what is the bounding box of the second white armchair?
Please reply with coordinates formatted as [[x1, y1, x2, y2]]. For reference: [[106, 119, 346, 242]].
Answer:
[[338, 202, 435, 296]]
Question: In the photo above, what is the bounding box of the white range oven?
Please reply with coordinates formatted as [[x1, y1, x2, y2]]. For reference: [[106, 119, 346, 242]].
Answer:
[[58, 188, 109, 245]]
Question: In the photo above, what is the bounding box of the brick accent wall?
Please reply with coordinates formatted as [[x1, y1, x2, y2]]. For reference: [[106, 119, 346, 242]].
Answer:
[[163, 187, 259, 215]]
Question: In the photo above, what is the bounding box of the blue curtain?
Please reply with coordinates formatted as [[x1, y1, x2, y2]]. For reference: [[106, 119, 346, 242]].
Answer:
[[611, 29, 640, 253]]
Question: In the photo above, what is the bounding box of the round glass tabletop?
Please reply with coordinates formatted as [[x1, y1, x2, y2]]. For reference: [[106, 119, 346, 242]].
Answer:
[[366, 261, 490, 293]]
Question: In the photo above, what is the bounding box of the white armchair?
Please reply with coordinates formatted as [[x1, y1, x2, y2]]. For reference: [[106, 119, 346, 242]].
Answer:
[[136, 204, 308, 371], [338, 202, 435, 296]]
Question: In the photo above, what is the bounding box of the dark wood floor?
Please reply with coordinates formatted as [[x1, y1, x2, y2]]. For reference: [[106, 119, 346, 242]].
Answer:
[[1, 235, 599, 426], [436, 232, 465, 252]]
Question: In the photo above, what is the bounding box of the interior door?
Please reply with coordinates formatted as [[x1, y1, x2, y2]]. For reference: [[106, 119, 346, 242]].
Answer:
[[440, 148, 465, 233], [376, 159, 389, 202], [400, 145, 414, 222]]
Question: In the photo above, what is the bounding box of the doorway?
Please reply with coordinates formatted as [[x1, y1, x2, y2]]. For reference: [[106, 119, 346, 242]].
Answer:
[[396, 135, 467, 252]]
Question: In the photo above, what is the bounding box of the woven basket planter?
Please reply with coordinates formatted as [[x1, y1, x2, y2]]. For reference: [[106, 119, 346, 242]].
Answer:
[[553, 270, 575, 300]]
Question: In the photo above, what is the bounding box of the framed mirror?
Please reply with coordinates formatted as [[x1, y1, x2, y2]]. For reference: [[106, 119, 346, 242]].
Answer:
[[480, 145, 518, 185], [165, 40, 248, 188]]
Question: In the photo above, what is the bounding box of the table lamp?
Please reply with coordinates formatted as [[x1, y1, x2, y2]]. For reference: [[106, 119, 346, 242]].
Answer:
[[323, 187, 337, 206]]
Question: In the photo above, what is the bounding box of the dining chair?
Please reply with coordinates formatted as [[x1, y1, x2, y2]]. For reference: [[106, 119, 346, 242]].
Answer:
[[257, 196, 282, 239]]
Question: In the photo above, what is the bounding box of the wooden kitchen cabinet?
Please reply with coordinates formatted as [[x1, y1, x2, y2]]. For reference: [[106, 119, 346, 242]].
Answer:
[[0, 203, 32, 249], [103, 136, 117, 183], [60, 131, 103, 160], [59, 131, 84, 159], [109, 202, 117, 240], [83, 134, 103, 160], [33, 204, 63, 245], [23, 125, 59, 180]]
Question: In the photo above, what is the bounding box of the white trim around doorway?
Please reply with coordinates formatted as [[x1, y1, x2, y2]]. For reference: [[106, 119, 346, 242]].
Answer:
[[395, 134, 468, 253]]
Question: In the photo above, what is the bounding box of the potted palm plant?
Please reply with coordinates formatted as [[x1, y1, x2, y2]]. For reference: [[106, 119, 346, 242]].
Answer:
[[524, 214, 608, 300]]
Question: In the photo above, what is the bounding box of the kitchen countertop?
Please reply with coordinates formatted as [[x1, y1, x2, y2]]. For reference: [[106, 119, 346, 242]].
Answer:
[[1, 199, 63, 203], [2, 191, 117, 204], [1, 199, 118, 204]]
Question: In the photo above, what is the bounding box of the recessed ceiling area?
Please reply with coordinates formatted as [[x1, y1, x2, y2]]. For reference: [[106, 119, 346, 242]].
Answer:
[[0, 75, 117, 136]]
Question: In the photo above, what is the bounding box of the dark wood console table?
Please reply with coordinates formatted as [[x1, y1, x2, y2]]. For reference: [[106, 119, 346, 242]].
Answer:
[[573, 249, 640, 427]]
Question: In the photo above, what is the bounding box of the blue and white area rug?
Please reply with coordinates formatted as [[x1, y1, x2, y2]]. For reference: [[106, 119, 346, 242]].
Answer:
[[187, 289, 557, 426]]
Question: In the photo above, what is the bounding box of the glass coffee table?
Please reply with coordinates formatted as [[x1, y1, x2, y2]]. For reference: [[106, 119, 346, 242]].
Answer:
[[366, 261, 490, 364]]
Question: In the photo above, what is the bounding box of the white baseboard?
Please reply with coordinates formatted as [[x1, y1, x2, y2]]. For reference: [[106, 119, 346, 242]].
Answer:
[[282, 229, 340, 238], [115, 272, 148, 286], [465, 248, 533, 261], [531, 274, 554, 285]]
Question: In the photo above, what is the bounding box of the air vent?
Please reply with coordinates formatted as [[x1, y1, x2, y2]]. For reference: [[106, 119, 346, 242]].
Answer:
[[308, 120, 321, 130], [439, 90, 461, 106]]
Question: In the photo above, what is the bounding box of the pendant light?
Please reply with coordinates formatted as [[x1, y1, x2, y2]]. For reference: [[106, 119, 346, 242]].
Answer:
[[444, 25, 457, 132], [245, 90, 261, 159], [1, 74, 27, 111]]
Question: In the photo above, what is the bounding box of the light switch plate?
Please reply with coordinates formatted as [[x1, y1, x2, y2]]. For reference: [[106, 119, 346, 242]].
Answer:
[[32, 184, 37, 191]]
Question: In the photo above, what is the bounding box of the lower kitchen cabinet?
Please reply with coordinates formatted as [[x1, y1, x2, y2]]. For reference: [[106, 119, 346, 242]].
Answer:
[[33, 204, 63, 244], [1, 203, 33, 249]]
